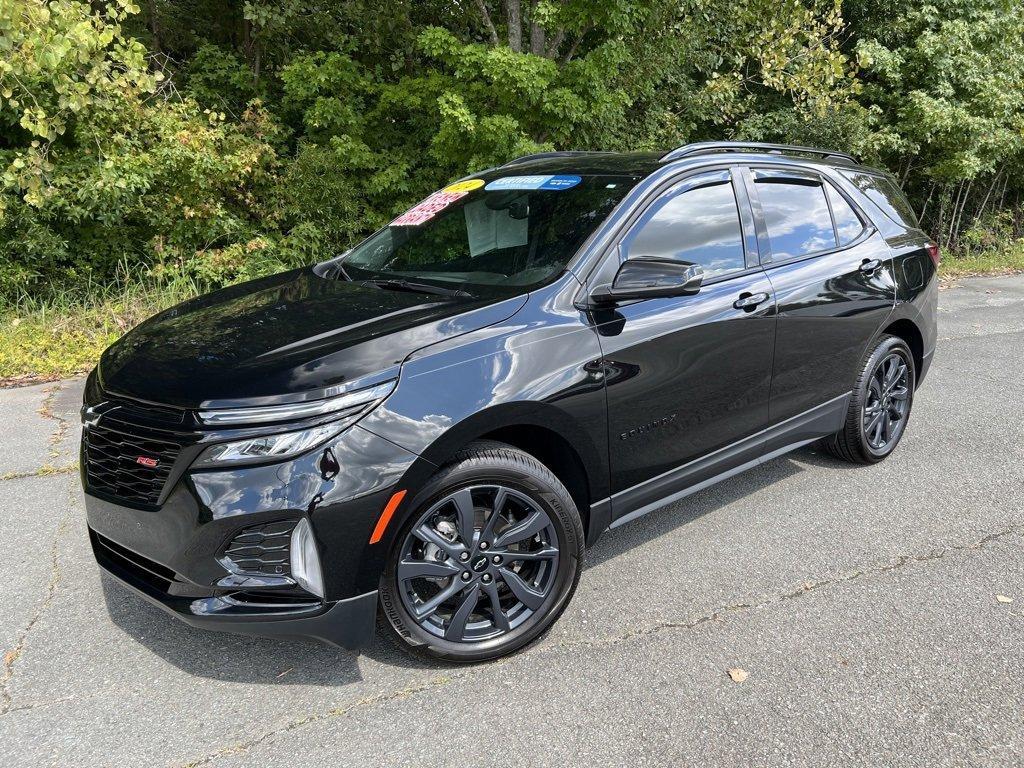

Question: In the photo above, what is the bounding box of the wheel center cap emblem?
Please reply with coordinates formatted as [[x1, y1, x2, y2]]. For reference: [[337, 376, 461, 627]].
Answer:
[[471, 556, 489, 573]]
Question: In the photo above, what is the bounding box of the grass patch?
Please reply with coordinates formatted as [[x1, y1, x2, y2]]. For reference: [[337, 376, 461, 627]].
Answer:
[[939, 238, 1024, 278], [1, 278, 199, 384], [0, 463, 80, 481]]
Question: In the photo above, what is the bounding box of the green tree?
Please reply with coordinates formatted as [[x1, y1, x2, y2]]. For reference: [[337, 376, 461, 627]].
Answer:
[[849, 0, 1024, 243]]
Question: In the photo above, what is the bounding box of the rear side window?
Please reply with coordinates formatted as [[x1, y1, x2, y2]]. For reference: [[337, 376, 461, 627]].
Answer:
[[842, 172, 919, 229], [826, 184, 864, 246], [624, 180, 746, 278], [755, 175, 836, 259]]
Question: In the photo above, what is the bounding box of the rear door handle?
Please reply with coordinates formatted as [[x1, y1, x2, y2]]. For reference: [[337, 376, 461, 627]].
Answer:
[[859, 258, 883, 273], [733, 292, 770, 310]]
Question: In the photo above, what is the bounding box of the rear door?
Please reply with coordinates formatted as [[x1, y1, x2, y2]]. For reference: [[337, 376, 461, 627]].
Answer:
[[742, 166, 895, 449]]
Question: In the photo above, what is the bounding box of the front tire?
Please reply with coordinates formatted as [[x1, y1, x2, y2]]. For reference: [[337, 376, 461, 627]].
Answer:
[[822, 334, 915, 464], [379, 441, 584, 663]]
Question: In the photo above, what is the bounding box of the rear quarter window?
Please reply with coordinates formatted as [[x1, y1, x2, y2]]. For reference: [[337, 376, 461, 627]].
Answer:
[[842, 172, 920, 230], [825, 184, 864, 246]]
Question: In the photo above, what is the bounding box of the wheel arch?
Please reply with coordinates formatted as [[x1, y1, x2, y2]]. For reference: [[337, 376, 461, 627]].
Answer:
[[414, 402, 607, 544], [353, 402, 608, 591], [881, 317, 924, 386], [475, 424, 592, 539]]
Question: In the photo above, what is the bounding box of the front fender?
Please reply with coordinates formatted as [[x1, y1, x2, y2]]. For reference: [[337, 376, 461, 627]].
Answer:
[[352, 282, 610, 587]]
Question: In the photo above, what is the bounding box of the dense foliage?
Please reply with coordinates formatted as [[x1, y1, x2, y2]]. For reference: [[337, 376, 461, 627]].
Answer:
[[1, 0, 1022, 304]]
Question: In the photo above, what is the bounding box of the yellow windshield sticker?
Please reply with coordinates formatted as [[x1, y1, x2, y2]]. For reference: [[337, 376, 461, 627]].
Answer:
[[442, 179, 485, 194]]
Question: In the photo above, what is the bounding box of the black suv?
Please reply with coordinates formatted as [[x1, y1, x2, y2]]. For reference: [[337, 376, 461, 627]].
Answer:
[[82, 142, 938, 662]]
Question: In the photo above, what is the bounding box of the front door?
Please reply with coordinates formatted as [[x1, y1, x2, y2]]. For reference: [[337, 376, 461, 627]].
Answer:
[[592, 169, 776, 519]]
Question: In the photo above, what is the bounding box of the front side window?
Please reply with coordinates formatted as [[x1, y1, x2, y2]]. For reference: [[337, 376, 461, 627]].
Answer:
[[755, 174, 837, 260], [622, 180, 746, 278], [343, 174, 637, 293]]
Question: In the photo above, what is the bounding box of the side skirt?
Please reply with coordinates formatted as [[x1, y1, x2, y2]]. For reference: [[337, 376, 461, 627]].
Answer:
[[596, 392, 851, 533]]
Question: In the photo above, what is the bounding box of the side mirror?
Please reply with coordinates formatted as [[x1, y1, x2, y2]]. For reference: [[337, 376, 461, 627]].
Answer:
[[590, 258, 704, 304]]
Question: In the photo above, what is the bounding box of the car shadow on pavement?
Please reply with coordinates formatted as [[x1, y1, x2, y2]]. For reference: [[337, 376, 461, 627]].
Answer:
[[587, 447, 828, 568], [99, 575, 457, 685]]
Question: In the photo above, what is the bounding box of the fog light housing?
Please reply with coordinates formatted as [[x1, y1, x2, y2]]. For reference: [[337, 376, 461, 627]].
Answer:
[[289, 518, 325, 598]]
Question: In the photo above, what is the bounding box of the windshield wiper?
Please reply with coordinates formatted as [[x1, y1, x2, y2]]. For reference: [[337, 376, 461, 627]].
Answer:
[[363, 278, 474, 299]]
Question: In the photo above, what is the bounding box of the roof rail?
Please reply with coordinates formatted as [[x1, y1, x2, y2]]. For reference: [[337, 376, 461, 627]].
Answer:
[[502, 150, 610, 168], [661, 141, 857, 164]]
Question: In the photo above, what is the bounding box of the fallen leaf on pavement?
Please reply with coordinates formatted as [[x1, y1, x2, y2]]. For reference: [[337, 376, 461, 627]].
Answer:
[[727, 667, 748, 683], [996, 595, 1013, 604]]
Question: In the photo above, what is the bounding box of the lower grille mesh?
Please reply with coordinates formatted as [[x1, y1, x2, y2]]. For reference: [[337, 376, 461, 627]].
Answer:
[[221, 520, 296, 577]]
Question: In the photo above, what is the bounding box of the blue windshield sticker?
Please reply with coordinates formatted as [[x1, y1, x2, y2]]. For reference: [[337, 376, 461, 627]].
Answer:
[[485, 174, 582, 191]]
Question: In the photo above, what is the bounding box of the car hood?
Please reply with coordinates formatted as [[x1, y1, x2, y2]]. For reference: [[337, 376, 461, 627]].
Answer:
[[98, 268, 527, 408]]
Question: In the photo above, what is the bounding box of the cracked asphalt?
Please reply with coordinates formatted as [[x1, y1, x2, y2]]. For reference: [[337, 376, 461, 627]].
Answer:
[[2, 274, 1023, 767]]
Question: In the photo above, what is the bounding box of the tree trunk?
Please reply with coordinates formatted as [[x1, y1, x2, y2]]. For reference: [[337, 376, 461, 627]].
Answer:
[[977, 168, 1003, 219], [900, 159, 914, 185], [546, 28, 566, 58], [242, 17, 261, 83], [946, 180, 964, 245], [950, 179, 973, 247], [147, 0, 161, 53], [530, 23, 546, 55], [506, 0, 522, 52], [474, 0, 499, 46], [998, 172, 1010, 213], [561, 26, 591, 64], [936, 185, 949, 247], [529, 1, 545, 55], [918, 183, 935, 223]]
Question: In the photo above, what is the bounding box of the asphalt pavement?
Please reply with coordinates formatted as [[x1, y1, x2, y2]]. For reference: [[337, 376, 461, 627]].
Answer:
[[2, 275, 1022, 767]]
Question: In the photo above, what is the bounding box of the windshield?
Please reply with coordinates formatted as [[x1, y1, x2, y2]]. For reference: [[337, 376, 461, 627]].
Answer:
[[341, 174, 638, 293]]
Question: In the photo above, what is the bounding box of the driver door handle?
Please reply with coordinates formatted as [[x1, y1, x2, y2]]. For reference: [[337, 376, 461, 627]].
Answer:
[[733, 292, 770, 310]]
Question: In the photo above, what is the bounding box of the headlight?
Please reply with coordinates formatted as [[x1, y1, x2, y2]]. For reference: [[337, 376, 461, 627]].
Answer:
[[192, 380, 395, 468], [197, 381, 395, 426], [192, 423, 343, 468]]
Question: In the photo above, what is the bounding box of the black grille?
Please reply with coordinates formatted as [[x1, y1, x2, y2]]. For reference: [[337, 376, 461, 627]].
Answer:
[[84, 399, 193, 507], [221, 520, 296, 577]]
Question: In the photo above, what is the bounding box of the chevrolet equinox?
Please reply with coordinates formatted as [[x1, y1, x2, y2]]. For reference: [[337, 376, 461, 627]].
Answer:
[[81, 141, 938, 661]]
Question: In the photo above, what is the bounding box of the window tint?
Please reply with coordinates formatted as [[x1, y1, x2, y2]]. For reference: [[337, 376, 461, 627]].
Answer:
[[624, 181, 745, 278], [842, 172, 919, 229], [756, 178, 836, 259], [826, 184, 863, 245]]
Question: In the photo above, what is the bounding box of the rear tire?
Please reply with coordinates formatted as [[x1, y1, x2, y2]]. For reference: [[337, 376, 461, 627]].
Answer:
[[822, 334, 915, 464], [378, 441, 584, 663]]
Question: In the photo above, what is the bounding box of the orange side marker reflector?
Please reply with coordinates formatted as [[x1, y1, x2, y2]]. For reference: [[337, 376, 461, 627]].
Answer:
[[369, 490, 407, 544]]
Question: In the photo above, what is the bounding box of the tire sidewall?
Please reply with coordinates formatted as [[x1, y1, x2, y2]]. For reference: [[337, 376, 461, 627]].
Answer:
[[857, 337, 916, 460], [379, 455, 583, 662]]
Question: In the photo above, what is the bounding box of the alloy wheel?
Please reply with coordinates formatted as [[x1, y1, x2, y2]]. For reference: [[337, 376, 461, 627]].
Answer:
[[862, 352, 910, 451], [396, 484, 560, 643]]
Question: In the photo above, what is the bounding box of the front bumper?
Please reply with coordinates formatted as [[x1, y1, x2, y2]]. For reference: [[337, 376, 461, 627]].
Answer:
[[91, 526, 378, 647], [83, 423, 427, 648]]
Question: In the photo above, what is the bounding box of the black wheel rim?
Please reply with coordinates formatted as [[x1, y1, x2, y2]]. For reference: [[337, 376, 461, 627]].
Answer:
[[863, 352, 910, 451], [396, 485, 560, 643]]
